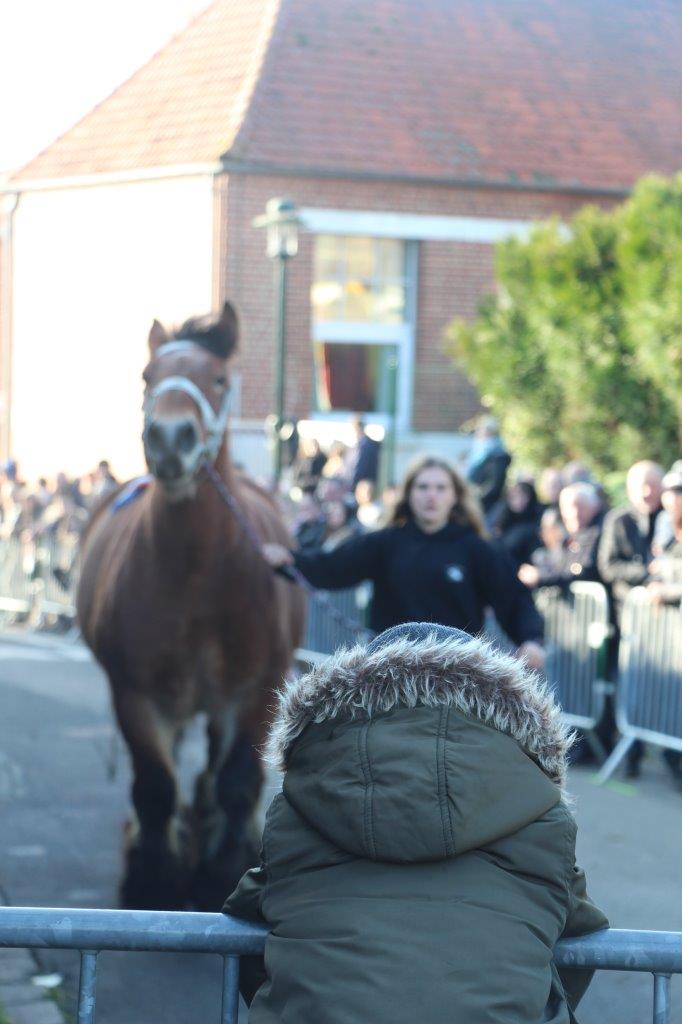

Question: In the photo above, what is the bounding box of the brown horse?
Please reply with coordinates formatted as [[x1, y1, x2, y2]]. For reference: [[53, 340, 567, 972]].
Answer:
[[77, 302, 304, 909]]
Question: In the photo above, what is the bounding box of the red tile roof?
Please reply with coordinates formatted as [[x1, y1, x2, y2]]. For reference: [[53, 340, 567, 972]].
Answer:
[[13, 0, 276, 180], [14, 0, 682, 192]]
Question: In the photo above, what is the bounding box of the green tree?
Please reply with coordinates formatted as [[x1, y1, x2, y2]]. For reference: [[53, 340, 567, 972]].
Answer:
[[447, 175, 682, 476]]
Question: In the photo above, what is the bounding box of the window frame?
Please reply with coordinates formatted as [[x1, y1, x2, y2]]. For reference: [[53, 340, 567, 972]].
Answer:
[[309, 237, 417, 431]]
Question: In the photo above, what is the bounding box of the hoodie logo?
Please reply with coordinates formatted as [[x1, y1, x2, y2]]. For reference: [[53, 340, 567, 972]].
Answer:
[[446, 564, 464, 584]]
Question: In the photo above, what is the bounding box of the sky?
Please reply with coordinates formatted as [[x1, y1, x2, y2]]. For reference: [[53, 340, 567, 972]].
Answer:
[[1, 0, 211, 175]]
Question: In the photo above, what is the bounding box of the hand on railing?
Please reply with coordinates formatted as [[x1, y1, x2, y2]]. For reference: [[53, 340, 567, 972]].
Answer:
[[518, 563, 540, 589], [516, 641, 546, 672]]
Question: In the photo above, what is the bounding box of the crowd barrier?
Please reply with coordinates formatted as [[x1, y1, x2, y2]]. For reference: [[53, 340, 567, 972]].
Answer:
[[0, 908, 679, 1023], [0, 535, 76, 626], [299, 584, 370, 662], [596, 588, 682, 784], [2, 538, 680, 783], [535, 582, 612, 760]]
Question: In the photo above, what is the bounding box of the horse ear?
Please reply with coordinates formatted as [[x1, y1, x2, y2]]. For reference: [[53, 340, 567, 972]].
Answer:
[[219, 301, 239, 357], [148, 319, 168, 354]]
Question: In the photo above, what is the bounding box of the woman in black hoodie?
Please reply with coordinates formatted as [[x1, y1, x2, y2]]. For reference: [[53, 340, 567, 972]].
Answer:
[[263, 456, 545, 669]]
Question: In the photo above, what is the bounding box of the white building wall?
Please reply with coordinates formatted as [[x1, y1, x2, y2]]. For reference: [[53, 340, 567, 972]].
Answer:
[[10, 175, 214, 481]]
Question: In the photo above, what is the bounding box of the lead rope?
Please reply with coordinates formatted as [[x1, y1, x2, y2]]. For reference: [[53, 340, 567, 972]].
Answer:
[[203, 461, 375, 643]]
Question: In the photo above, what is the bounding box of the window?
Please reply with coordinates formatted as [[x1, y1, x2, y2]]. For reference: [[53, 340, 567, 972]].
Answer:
[[312, 341, 399, 415], [310, 235, 415, 428], [311, 237, 407, 324]]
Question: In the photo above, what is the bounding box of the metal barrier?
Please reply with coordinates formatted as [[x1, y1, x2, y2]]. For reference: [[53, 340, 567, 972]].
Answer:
[[299, 585, 370, 661], [0, 538, 35, 617], [596, 588, 682, 784], [487, 582, 612, 759], [35, 533, 78, 619], [0, 535, 79, 626], [0, 909, 680, 1023], [538, 582, 612, 757]]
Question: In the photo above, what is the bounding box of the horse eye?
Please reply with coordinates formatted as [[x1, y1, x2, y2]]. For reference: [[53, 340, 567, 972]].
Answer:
[[214, 376, 227, 388]]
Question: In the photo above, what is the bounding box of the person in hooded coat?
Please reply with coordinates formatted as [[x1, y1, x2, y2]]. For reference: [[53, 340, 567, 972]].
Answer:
[[223, 622, 608, 1024]]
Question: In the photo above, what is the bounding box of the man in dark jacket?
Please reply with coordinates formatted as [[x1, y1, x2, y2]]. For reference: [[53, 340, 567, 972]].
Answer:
[[597, 460, 663, 626], [224, 623, 608, 1023]]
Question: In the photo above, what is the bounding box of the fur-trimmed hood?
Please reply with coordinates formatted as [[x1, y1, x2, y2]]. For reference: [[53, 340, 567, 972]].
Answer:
[[269, 632, 572, 785], [272, 633, 573, 863]]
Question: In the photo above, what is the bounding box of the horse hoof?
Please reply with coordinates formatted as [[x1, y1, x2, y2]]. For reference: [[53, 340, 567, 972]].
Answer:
[[120, 845, 191, 910]]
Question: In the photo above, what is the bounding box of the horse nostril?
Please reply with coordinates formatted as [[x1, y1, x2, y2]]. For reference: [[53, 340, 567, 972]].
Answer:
[[147, 422, 164, 451], [177, 422, 198, 454]]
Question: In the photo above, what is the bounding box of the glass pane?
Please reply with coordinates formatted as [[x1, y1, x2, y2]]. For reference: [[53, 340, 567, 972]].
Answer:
[[310, 280, 345, 321], [345, 280, 374, 320], [372, 283, 405, 323], [312, 236, 407, 324], [313, 341, 399, 414], [345, 237, 375, 281], [375, 238, 404, 283], [313, 235, 342, 281]]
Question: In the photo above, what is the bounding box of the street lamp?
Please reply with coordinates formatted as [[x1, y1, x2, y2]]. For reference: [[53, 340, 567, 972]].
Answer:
[[253, 197, 301, 485]]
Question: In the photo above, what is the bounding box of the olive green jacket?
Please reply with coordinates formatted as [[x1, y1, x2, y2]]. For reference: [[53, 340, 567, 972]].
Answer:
[[224, 633, 608, 1023]]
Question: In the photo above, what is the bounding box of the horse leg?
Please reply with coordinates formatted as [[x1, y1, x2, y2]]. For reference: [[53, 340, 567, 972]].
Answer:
[[192, 704, 267, 908], [113, 689, 193, 910]]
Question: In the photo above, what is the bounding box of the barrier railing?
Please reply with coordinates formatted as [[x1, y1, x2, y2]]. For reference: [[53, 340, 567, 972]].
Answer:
[[0, 909, 679, 1023], [299, 585, 370, 662], [485, 582, 612, 760], [0, 535, 78, 627], [596, 588, 682, 784], [0, 538, 35, 617], [537, 582, 612, 759]]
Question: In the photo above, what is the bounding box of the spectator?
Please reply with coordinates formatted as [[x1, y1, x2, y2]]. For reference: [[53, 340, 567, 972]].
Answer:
[[465, 415, 511, 516], [344, 416, 382, 490], [648, 465, 682, 606], [263, 455, 545, 668], [597, 461, 663, 627], [321, 441, 348, 480], [35, 478, 52, 510], [320, 496, 362, 551], [292, 492, 326, 552], [292, 438, 327, 494], [354, 479, 383, 530], [223, 622, 608, 1023], [531, 508, 567, 577], [518, 483, 603, 590], [596, 461, 664, 777], [563, 461, 596, 485], [91, 460, 119, 503], [651, 460, 682, 556], [316, 474, 349, 505], [492, 479, 543, 568], [537, 467, 564, 510]]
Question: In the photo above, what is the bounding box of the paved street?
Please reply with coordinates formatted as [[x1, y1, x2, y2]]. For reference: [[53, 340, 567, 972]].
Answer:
[[0, 631, 681, 1023]]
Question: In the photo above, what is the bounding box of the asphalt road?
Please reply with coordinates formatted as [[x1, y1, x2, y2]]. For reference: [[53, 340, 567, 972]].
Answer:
[[0, 631, 681, 1023]]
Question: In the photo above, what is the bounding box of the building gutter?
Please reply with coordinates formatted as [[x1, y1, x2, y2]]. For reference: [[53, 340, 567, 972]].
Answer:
[[1, 163, 225, 194], [219, 157, 630, 200]]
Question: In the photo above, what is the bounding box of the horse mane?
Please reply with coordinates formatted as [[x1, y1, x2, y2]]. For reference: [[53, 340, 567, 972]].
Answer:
[[173, 309, 238, 359]]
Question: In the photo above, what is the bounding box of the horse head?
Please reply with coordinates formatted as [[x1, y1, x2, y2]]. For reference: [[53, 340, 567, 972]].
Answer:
[[142, 302, 238, 502]]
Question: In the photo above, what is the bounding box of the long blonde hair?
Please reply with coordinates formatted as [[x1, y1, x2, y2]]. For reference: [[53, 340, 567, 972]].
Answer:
[[389, 456, 486, 537]]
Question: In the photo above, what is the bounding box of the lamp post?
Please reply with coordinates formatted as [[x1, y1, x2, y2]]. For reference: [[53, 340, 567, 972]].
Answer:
[[253, 197, 301, 486]]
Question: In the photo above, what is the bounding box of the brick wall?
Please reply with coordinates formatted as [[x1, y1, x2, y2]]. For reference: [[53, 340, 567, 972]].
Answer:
[[219, 172, 619, 433]]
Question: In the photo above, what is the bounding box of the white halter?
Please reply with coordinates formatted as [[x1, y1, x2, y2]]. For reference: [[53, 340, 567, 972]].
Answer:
[[143, 339, 232, 467]]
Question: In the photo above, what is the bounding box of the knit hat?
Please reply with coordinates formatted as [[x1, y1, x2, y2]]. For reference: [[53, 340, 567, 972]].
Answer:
[[366, 621, 472, 655]]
